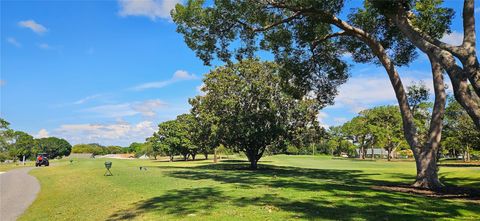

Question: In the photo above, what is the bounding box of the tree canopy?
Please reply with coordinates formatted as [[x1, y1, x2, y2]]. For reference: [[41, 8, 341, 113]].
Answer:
[[171, 0, 464, 189], [189, 59, 321, 169]]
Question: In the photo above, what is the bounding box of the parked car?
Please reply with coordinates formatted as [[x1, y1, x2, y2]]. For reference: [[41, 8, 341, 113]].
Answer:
[[35, 153, 49, 167]]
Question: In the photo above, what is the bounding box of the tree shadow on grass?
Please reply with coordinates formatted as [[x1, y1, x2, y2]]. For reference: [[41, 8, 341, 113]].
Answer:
[[106, 187, 224, 220], [107, 163, 480, 220]]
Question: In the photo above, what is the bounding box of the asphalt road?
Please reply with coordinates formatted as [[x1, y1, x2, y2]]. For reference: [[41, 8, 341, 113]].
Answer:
[[0, 167, 40, 221]]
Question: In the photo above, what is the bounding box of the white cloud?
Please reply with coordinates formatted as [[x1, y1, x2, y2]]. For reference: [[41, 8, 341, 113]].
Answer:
[[18, 20, 48, 34], [82, 99, 166, 118], [38, 43, 51, 49], [196, 83, 205, 95], [131, 70, 197, 91], [330, 74, 452, 114], [83, 103, 138, 118], [7, 37, 21, 47], [317, 111, 329, 128], [118, 0, 182, 20], [35, 129, 50, 138], [55, 120, 156, 145], [440, 31, 463, 46], [334, 117, 348, 124], [173, 70, 196, 80], [131, 99, 166, 117], [73, 94, 103, 105]]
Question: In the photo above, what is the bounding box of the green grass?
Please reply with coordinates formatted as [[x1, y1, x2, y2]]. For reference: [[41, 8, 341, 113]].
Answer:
[[0, 161, 35, 172], [20, 155, 480, 221]]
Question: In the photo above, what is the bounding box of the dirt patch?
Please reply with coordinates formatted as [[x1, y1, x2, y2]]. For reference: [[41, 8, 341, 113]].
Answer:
[[371, 185, 480, 201]]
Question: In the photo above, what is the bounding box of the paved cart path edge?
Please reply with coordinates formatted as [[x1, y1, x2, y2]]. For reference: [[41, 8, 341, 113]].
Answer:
[[0, 167, 40, 221]]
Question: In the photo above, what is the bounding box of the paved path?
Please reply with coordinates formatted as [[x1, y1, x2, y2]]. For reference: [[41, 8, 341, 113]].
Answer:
[[0, 167, 40, 221]]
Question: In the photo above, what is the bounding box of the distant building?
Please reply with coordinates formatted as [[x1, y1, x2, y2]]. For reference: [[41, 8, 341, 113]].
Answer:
[[355, 148, 397, 159]]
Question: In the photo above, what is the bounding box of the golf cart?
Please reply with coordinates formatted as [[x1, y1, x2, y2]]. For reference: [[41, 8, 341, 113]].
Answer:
[[36, 153, 49, 167]]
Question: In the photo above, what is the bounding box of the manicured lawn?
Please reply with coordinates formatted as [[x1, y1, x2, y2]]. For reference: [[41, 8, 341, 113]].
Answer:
[[21, 155, 480, 220], [0, 161, 34, 172]]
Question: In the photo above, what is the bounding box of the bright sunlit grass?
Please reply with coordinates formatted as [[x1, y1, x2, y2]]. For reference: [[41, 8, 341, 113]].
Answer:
[[20, 155, 480, 221]]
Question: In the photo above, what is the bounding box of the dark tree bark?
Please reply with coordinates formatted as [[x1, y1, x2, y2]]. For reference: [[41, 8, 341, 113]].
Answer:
[[391, 3, 480, 130], [245, 148, 262, 170], [412, 55, 446, 189], [191, 153, 196, 160], [213, 148, 218, 163]]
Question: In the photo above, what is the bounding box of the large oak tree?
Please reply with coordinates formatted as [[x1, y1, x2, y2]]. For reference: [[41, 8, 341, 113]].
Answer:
[[172, 0, 460, 188], [190, 59, 321, 169]]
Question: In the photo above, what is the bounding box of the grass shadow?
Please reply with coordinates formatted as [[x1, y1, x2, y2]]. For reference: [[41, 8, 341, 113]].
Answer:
[[108, 162, 480, 220], [107, 187, 224, 220]]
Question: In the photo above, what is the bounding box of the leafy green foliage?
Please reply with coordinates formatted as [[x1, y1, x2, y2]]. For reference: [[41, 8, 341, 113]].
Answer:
[[442, 97, 480, 158], [339, 105, 408, 159], [36, 137, 72, 158], [190, 59, 322, 168], [370, 0, 454, 39], [151, 114, 197, 161], [72, 143, 125, 155], [173, 0, 349, 105]]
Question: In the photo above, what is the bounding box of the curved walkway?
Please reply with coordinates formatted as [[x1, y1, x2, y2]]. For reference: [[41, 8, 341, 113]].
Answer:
[[0, 167, 40, 221]]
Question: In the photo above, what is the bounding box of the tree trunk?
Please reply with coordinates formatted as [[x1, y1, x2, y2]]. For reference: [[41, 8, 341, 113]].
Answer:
[[213, 148, 218, 163], [250, 159, 258, 170], [183, 154, 188, 161], [391, 8, 480, 130], [204, 152, 208, 160], [371, 146, 374, 160], [387, 148, 391, 161], [245, 149, 260, 170], [412, 147, 442, 189], [169, 155, 174, 162], [191, 153, 196, 160], [327, 12, 445, 189], [412, 55, 446, 189]]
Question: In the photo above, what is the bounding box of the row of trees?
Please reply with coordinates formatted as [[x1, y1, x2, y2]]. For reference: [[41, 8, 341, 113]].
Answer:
[[326, 84, 479, 161], [172, 0, 480, 189], [0, 118, 72, 162], [71, 143, 126, 156], [145, 60, 323, 168]]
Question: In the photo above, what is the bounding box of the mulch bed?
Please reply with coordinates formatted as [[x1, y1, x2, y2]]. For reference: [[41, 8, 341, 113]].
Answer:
[[371, 185, 480, 201]]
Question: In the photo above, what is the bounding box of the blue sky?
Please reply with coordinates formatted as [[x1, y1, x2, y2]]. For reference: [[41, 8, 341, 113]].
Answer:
[[1, 0, 477, 146]]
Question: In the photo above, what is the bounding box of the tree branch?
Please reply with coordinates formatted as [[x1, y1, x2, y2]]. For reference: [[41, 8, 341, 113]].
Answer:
[[311, 31, 347, 49], [236, 10, 303, 32], [462, 0, 476, 47]]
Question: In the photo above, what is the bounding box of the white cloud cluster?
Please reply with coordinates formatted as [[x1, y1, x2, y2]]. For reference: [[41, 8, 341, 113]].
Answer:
[[55, 120, 156, 145], [7, 37, 21, 47], [440, 31, 463, 46], [82, 99, 166, 118], [329, 74, 452, 114], [18, 20, 48, 34], [131, 99, 165, 117], [35, 129, 50, 138], [131, 70, 197, 90], [317, 111, 329, 128], [118, 0, 182, 20]]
